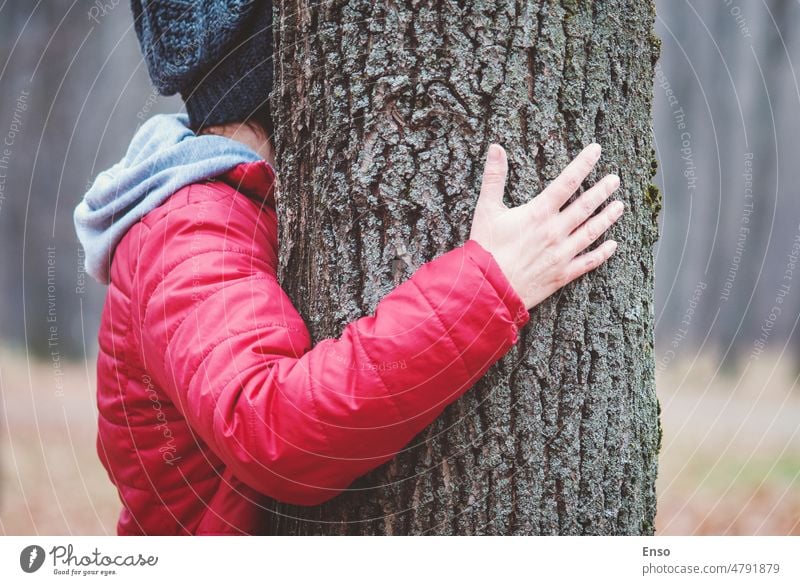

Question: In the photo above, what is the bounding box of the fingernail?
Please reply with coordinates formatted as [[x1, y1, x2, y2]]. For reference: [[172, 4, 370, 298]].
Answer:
[[608, 174, 620, 189], [608, 240, 618, 252], [588, 143, 601, 162], [488, 144, 502, 162], [611, 200, 624, 216]]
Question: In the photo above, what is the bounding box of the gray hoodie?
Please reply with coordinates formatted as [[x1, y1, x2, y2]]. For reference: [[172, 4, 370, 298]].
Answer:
[[73, 113, 265, 284]]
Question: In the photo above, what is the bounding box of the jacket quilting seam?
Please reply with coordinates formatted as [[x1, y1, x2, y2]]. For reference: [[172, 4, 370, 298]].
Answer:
[[141, 185, 254, 228], [179, 329, 320, 495], [141, 250, 267, 326], [408, 277, 473, 385], [351, 325, 415, 437], [302, 355, 335, 457], [157, 274, 265, 372], [112, 471, 219, 494], [182, 322, 298, 401]]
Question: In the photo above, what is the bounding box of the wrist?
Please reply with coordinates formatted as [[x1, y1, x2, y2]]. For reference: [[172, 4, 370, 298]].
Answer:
[[463, 239, 531, 335]]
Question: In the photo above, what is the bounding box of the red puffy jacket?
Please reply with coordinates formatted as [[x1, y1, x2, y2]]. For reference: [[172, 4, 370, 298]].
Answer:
[[95, 160, 530, 535]]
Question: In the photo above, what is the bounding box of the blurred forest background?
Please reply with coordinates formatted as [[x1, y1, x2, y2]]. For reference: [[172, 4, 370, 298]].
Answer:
[[0, 0, 798, 534]]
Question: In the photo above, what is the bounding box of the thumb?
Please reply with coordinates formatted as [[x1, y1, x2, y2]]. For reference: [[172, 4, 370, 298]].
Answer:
[[477, 143, 508, 210]]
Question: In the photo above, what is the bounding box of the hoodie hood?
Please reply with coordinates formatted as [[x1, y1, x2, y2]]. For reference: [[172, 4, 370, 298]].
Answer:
[[74, 113, 265, 284]]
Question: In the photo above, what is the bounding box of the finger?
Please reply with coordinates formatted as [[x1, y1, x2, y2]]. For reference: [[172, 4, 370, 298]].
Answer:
[[564, 199, 624, 257], [562, 239, 617, 284], [558, 174, 620, 233], [476, 143, 509, 211], [533, 143, 601, 213]]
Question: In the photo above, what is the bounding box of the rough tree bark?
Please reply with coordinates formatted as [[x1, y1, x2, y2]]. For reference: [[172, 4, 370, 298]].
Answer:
[[267, 0, 662, 535]]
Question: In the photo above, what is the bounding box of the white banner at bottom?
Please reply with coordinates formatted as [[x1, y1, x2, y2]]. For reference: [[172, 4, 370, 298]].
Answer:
[[0, 536, 797, 584]]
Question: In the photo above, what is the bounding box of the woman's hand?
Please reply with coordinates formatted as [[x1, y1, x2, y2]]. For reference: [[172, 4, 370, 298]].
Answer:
[[469, 143, 624, 310]]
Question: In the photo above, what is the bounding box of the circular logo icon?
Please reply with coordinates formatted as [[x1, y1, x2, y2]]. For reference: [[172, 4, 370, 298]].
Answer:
[[20, 545, 46, 573]]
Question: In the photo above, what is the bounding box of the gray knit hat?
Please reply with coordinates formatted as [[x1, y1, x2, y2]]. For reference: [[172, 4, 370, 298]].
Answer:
[[131, 0, 273, 132]]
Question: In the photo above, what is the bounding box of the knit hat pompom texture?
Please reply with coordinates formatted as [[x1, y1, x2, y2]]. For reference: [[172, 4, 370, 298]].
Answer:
[[131, 0, 273, 130]]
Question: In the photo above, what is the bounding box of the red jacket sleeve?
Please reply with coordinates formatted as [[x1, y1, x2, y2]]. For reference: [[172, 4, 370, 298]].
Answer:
[[137, 188, 530, 506]]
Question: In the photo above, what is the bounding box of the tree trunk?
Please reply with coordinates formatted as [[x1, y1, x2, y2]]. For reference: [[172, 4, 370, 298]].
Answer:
[[268, 0, 661, 535]]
